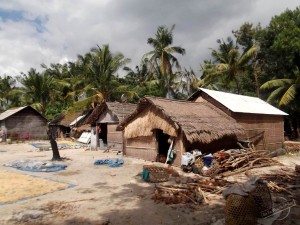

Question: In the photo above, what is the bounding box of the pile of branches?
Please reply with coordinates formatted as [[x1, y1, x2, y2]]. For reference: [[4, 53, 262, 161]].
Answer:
[[214, 149, 281, 177], [259, 170, 300, 196], [152, 177, 232, 205]]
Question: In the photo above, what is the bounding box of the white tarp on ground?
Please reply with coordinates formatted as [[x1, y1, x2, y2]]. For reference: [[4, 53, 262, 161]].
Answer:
[[77, 132, 91, 144]]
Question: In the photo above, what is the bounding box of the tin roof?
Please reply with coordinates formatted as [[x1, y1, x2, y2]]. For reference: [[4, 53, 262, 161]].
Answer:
[[0, 106, 28, 120], [191, 88, 288, 116]]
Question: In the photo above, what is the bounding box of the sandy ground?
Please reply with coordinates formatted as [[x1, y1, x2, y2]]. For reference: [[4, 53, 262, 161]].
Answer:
[[0, 141, 299, 225]]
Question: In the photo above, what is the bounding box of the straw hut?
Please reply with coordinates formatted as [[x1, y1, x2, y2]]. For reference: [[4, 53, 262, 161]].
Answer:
[[83, 102, 137, 150], [117, 96, 244, 166], [188, 88, 288, 150], [0, 106, 47, 140], [49, 109, 92, 138]]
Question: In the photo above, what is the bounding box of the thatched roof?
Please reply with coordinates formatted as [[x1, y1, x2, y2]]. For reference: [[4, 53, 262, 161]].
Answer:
[[49, 109, 92, 127], [83, 102, 137, 125], [117, 96, 244, 144]]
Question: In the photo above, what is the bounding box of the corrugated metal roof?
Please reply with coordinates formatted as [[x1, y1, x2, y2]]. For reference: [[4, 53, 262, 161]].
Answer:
[[70, 114, 87, 126], [0, 106, 28, 120], [200, 88, 288, 116]]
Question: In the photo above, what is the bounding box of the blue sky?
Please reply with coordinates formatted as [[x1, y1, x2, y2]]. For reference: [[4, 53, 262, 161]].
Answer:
[[0, 0, 299, 77]]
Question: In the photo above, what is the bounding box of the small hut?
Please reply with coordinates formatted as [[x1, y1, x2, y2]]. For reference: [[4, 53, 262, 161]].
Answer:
[[188, 88, 288, 150], [83, 102, 137, 150], [49, 109, 92, 138], [0, 106, 47, 140], [117, 96, 244, 166]]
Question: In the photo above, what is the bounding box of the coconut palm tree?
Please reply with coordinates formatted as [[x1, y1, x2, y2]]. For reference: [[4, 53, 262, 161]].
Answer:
[[144, 25, 185, 98], [78, 44, 130, 100], [19, 68, 64, 115], [203, 41, 257, 94], [0, 75, 16, 109], [260, 68, 300, 106]]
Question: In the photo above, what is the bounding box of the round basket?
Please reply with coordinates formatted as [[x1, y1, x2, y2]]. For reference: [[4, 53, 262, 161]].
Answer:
[[250, 182, 273, 218], [143, 165, 169, 183], [225, 194, 257, 225]]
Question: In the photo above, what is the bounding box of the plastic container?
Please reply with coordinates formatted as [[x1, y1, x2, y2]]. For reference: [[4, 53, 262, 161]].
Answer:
[[7, 138, 12, 144], [203, 155, 213, 167]]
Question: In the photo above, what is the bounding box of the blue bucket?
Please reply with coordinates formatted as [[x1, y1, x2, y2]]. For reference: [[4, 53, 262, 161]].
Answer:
[[203, 156, 213, 167]]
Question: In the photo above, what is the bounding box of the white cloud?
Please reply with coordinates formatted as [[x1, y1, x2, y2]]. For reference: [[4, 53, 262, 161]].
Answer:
[[0, 0, 299, 77]]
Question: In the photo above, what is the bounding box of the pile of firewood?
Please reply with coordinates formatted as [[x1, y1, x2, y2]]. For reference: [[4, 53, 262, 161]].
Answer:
[[152, 177, 232, 205], [214, 150, 281, 176], [259, 171, 300, 195]]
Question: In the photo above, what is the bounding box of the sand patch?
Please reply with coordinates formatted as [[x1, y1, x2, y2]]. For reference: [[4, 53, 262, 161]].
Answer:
[[0, 169, 69, 204]]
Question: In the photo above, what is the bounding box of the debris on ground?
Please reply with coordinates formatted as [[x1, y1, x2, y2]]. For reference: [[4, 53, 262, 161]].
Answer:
[[94, 158, 124, 167], [259, 170, 300, 203], [4, 159, 67, 172], [284, 141, 300, 153], [181, 148, 281, 177], [152, 176, 233, 205]]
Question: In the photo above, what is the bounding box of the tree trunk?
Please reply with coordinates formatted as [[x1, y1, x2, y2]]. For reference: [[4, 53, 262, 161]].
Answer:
[[47, 127, 61, 161]]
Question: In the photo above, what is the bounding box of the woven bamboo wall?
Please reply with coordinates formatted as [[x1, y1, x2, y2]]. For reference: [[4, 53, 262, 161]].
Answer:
[[233, 113, 284, 150], [107, 124, 123, 150], [125, 135, 157, 161], [4, 108, 47, 139], [124, 133, 183, 166], [195, 95, 285, 150]]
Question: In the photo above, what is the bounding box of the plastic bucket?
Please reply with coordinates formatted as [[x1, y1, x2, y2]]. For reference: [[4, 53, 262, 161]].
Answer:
[[203, 156, 213, 167], [7, 138, 12, 144]]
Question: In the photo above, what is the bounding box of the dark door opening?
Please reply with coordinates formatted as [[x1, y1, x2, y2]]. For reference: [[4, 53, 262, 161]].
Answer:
[[156, 129, 171, 163], [98, 123, 108, 145]]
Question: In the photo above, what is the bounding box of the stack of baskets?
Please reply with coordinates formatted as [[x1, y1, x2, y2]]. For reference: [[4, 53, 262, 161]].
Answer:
[[143, 165, 169, 183], [225, 180, 273, 225]]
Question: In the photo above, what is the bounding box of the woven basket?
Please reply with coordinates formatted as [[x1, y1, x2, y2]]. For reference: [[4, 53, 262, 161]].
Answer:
[[143, 165, 169, 183], [250, 182, 273, 218], [225, 194, 257, 225]]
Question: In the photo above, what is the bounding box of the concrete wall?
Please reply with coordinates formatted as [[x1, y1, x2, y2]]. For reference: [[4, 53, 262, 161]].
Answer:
[[3, 107, 47, 139]]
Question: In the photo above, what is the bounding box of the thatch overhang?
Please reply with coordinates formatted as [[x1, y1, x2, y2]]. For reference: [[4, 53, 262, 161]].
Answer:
[[117, 96, 245, 144], [83, 102, 137, 125], [49, 109, 92, 128]]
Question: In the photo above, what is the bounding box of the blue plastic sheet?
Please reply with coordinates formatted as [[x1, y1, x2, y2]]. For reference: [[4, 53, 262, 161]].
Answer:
[[4, 160, 67, 172], [94, 159, 124, 167]]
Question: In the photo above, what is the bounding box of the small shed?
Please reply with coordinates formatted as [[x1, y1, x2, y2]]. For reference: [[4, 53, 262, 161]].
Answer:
[[0, 106, 47, 140], [83, 102, 137, 150], [117, 97, 244, 166], [188, 88, 288, 150], [49, 109, 92, 138]]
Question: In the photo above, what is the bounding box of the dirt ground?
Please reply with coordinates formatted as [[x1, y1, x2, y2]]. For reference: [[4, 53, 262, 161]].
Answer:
[[0, 141, 299, 225]]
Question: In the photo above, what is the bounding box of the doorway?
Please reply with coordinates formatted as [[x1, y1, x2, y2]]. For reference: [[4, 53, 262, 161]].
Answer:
[[98, 123, 108, 146], [156, 129, 171, 163]]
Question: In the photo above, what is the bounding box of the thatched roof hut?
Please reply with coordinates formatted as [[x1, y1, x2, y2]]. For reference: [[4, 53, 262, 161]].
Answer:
[[117, 97, 244, 165], [84, 102, 137, 125], [83, 102, 137, 150], [118, 96, 244, 144], [49, 109, 92, 138]]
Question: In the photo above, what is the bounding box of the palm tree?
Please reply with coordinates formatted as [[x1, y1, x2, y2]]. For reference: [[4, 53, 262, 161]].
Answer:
[[203, 40, 257, 94], [78, 44, 130, 100], [144, 25, 185, 97], [0, 75, 16, 109], [260, 68, 300, 106], [20, 68, 63, 115]]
